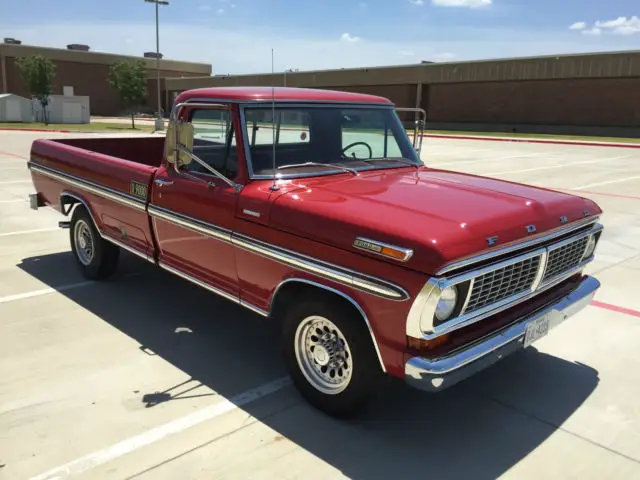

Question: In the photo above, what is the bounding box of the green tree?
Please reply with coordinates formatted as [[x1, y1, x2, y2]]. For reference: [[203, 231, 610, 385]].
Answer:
[[15, 55, 56, 125], [107, 60, 148, 128]]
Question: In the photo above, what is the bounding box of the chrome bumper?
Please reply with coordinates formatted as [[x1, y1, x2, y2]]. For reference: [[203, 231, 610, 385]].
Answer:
[[404, 275, 600, 392]]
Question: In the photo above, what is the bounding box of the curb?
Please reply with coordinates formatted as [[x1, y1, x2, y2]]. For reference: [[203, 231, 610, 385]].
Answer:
[[422, 133, 640, 149], [0, 127, 73, 133], [0, 127, 161, 135]]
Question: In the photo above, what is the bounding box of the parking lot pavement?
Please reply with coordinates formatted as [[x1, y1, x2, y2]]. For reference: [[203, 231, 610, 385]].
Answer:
[[1, 131, 640, 479]]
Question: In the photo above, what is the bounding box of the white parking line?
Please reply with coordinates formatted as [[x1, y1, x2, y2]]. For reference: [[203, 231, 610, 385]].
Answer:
[[29, 376, 292, 480], [574, 175, 640, 190], [429, 152, 544, 168], [0, 180, 31, 184], [0, 228, 59, 237], [0, 199, 25, 203], [0, 272, 144, 304], [482, 155, 633, 176], [0, 281, 95, 304]]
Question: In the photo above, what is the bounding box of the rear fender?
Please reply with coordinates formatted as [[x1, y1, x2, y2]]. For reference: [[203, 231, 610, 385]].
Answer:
[[60, 191, 104, 236]]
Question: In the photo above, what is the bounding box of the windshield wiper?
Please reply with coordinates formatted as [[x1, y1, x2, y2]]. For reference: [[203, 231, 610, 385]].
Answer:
[[277, 162, 359, 175], [359, 157, 421, 169]]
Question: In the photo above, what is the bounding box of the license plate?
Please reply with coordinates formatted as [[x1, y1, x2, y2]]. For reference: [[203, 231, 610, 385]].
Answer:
[[523, 313, 551, 348]]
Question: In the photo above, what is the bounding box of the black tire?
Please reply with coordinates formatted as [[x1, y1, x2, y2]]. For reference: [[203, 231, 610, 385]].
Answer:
[[69, 205, 120, 280], [281, 294, 384, 419]]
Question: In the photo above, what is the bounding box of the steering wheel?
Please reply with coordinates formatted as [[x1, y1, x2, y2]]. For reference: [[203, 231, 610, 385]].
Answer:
[[341, 141, 373, 159]]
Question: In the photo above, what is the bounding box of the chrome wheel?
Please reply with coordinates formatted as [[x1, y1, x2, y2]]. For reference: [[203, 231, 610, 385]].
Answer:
[[294, 315, 353, 395], [73, 219, 95, 266]]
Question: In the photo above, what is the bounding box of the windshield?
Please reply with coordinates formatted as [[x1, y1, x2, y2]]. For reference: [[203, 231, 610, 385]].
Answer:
[[241, 104, 422, 178]]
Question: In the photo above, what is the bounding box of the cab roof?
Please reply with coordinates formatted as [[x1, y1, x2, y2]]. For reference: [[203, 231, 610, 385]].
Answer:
[[175, 86, 393, 105]]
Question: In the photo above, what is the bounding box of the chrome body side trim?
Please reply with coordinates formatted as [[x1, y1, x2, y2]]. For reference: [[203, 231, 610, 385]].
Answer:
[[148, 204, 408, 301], [436, 216, 599, 276], [407, 223, 603, 339], [232, 233, 409, 301], [270, 278, 387, 373], [148, 205, 233, 243], [159, 262, 269, 317], [103, 235, 155, 263], [405, 275, 600, 392], [30, 162, 146, 211]]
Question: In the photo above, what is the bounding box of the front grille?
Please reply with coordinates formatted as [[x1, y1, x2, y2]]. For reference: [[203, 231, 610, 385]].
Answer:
[[542, 236, 589, 282], [464, 255, 541, 314]]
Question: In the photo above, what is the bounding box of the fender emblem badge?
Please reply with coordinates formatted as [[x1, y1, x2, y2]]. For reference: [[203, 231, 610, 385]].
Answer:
[[526, 225, 537, 233], [560, 216, 568, 224], [487, 235, 498, 246]]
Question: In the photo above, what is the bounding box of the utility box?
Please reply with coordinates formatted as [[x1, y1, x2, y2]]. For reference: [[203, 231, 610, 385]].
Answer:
[[32, 95, 90, 124], [0, 94, 32, 122]]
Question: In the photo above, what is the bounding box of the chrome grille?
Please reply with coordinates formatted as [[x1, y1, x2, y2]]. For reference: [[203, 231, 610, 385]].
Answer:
[[543, 236, 589, 282], [464, 255, 541, 314]]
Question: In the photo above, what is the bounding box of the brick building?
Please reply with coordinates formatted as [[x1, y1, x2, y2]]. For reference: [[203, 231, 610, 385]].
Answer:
[[165, 49, 640, 137], [0, 39, 211, 116]]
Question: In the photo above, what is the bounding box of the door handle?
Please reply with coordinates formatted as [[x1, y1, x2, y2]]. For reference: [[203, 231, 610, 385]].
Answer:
[[154, 178, 174, 186]]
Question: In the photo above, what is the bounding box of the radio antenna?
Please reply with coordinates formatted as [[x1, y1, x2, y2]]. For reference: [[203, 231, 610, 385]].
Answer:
[[269, 47, 279, 191]]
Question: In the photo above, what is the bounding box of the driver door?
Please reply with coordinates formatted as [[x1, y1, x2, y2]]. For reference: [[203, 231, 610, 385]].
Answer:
[[149, 105, 241, 297]]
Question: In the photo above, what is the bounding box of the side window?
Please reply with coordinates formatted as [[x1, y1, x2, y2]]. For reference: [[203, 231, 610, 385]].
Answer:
[[341, 109, 403, 159], [187, 108, 238, 179]]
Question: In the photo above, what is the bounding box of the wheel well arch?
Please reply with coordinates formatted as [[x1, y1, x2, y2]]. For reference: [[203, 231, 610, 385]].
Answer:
[[270, 278, 387, 373], [60, 192, 102, 234]]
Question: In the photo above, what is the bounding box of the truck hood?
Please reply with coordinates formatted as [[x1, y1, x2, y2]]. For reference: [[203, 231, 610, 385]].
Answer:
[[269, 167, 601, 275]]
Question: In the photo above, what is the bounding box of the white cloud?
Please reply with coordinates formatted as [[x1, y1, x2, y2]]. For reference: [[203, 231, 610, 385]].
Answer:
[[432, 0, 491, 7], [409, 0, 424, 5], [340, 33, 361, 43], [399, 50, 415, 56], [359, 2, 367, 7], [581, 27, 601, 36], [570, 16, 640, 37], [217, 8, 225, 14], [595, 16, 640, 35], [198, 5, 212, 11]]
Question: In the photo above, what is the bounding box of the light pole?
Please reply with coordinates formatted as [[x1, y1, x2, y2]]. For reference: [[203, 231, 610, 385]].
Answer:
[[144, 0, 168, 131]]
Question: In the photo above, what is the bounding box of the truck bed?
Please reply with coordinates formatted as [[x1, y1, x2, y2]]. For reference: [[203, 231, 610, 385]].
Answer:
[[28, 135, 164, 260]]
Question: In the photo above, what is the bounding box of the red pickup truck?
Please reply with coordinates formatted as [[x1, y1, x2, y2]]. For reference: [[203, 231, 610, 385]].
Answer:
[[28, 86, 603, 418]]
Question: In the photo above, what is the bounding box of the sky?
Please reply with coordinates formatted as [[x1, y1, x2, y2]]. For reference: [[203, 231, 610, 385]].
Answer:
[[0, 0, 638, 74]]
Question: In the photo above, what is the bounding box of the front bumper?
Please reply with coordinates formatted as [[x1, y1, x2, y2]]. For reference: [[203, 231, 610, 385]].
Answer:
[[404, 275, 600, 392]]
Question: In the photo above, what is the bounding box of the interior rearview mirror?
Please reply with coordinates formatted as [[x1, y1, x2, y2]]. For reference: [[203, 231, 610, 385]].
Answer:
[[165, 121, 194, 166]]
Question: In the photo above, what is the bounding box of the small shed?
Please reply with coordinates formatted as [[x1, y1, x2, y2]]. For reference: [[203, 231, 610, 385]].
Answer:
[[0, 94, 32, 122], [32, 95, 90, 124]]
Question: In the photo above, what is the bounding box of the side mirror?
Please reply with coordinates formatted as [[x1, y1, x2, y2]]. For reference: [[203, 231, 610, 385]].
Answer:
[[165, 121, 194, 166]]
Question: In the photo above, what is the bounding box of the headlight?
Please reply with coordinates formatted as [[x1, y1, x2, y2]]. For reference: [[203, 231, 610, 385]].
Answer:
[[435, 285, 458, 322], [582, 234, 597, 260]]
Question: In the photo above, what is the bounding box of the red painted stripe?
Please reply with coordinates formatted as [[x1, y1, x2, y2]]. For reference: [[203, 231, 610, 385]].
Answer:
[[591, 300, 640, 318], [0, 127, 72, 133], [554, 188, 640, 201], [0, 150, 27, 160], [422, 133, 640, 150]]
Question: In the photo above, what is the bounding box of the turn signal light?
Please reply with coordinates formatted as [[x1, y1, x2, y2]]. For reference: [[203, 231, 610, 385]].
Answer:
[[380, 246, 409, 260], [407, 333, 451, 351]]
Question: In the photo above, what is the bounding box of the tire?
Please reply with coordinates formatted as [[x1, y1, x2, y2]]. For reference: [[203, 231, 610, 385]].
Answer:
[[281, 294, 384, 419], [69, 205, 120, 280]]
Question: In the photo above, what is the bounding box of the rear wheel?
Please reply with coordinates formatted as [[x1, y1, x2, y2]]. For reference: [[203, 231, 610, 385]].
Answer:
[[70, 206, 119, 280], [281, 294, 384, 418]]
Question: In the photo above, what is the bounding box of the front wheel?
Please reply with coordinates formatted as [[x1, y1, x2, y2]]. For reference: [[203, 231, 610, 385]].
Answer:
[[281, 295, 384, 418], [69, 206, 120, 280]]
